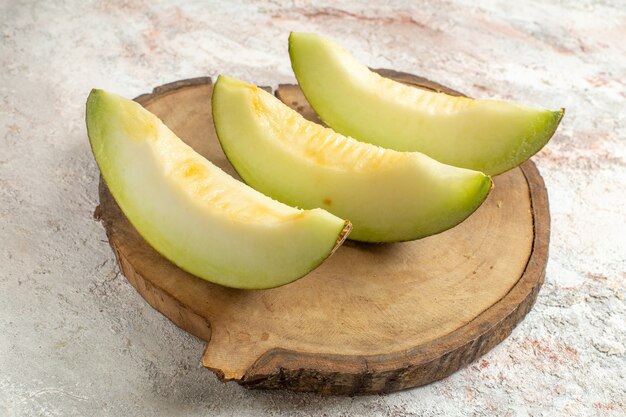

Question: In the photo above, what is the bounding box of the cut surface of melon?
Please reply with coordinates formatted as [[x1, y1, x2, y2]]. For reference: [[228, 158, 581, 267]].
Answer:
[[86, 89, 350, 289], [212, 76, 492, 243], [289, 32, 564, 175]]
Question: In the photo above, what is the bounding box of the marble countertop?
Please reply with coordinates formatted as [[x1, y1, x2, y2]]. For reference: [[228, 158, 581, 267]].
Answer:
[[1, 1, 624, 416]]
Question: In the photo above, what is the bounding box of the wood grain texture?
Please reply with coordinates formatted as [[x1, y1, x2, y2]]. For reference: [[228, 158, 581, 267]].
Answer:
[[95, 72, 550, 395]]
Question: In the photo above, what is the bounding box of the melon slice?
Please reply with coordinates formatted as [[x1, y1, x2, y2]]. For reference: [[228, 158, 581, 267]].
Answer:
[[86, 89, 350, 289], [212, 76, 492, 243], [288, 32, 564, 175]]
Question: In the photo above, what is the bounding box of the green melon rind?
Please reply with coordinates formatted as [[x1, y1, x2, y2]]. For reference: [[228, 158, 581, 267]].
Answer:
[[86, 89, 350, 290], [288, 32, 564, 176]]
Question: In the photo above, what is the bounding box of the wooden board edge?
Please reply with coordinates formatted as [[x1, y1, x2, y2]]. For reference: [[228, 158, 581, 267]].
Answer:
[[95, 181, 213, 343], [372, 68, 465, 97], [134, 76, 213, 106]]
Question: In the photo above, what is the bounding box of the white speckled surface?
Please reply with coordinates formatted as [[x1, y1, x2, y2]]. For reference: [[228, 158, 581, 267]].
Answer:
[[1, 0, 624, 415]]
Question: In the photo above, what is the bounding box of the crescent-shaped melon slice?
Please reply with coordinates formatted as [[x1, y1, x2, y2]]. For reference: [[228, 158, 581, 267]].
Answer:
[[212, 76, 492, 243], [288, 32, 564, 175], [86, 89, 350, 289]]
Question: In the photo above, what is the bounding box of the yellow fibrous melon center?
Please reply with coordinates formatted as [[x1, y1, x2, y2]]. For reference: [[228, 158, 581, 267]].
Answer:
[[253, 88, 408, 172]]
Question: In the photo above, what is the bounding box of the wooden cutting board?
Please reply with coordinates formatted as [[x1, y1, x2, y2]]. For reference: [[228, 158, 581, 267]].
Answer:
[[94, 70, 549, 395]]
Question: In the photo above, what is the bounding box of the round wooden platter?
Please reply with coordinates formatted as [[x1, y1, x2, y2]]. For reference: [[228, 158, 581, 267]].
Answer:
[[95, 70, 550, 395]]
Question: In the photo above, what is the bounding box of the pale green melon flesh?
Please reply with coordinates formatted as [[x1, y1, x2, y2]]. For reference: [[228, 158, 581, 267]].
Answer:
[[86, 89, 349, 289], [212, 76, 492, 243], [289, 32, 564, 175]]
